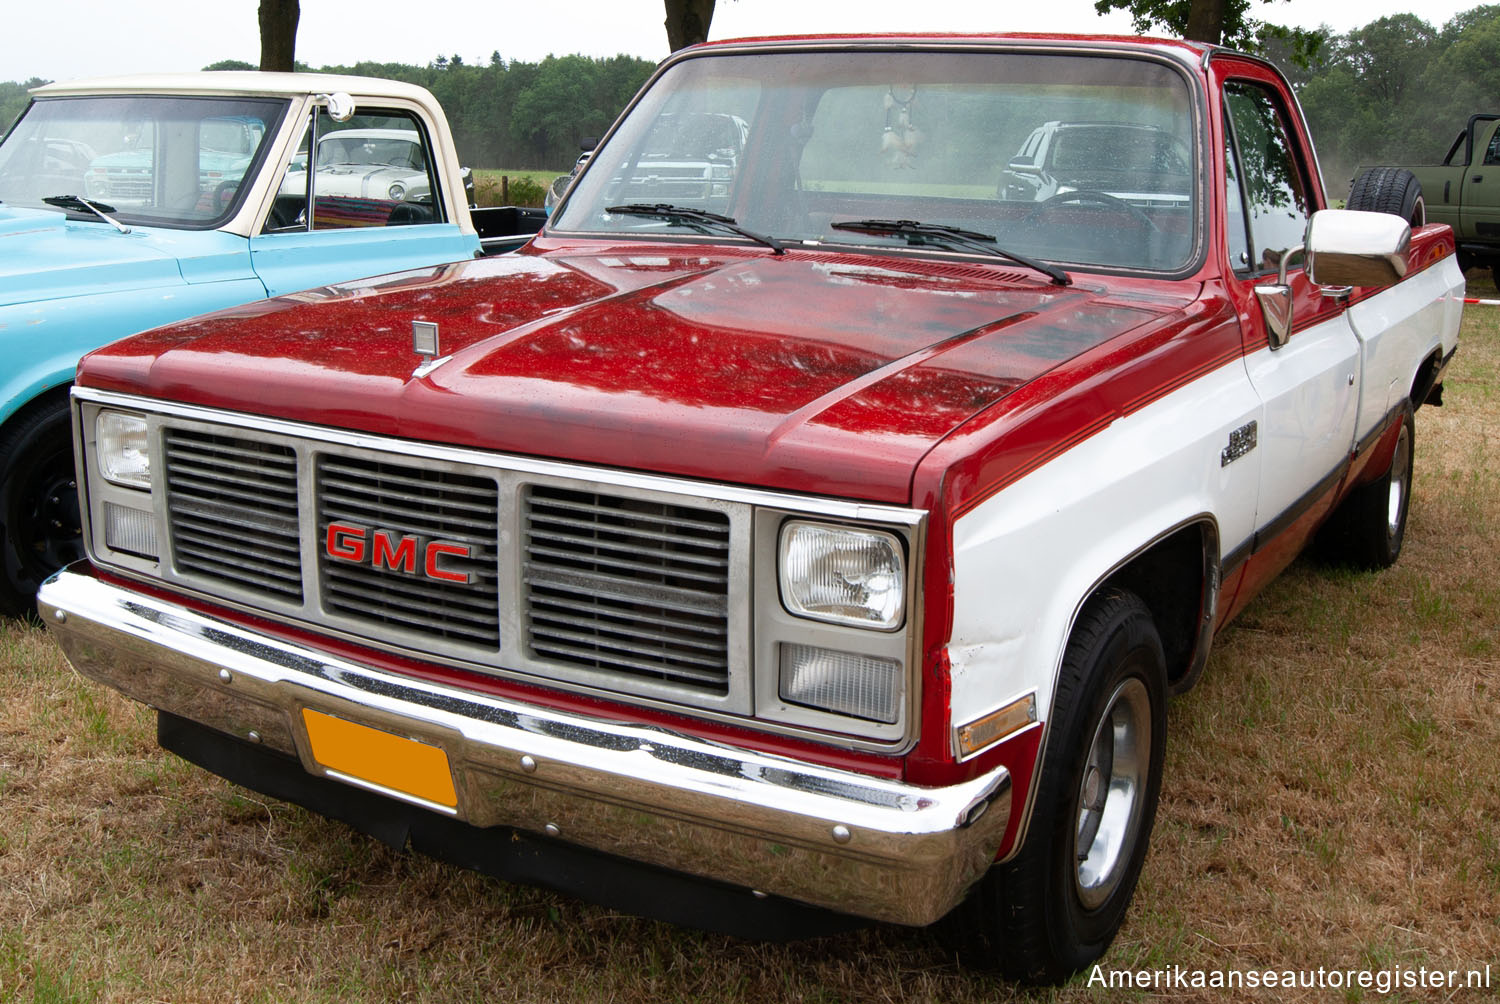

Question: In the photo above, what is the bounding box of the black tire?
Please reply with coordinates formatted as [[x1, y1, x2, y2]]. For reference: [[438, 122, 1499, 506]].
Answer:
[[941, 588, 1167, 984], [1347, 167, 1425, 228], [1315, 409, 1414, 570], [0, 396, 84, 618]]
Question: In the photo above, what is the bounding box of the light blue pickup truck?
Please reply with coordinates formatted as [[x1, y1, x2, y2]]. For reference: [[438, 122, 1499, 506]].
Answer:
[[0, 72, 541, 613]]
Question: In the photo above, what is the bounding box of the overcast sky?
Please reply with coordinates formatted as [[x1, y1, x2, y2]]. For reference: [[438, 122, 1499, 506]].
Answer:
[[2, 0, 1483, 83]]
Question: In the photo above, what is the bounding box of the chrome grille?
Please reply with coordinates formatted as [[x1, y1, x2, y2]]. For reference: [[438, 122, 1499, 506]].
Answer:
[[523, 485, 730, 693], [316, 456, 500, 648], [164, 428, 301, 601]]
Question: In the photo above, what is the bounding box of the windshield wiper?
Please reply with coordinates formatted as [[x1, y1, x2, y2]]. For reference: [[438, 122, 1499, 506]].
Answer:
[[606, 203, 784, 255], [829, 218, 1070, 286], [43, 194, 131, 234]]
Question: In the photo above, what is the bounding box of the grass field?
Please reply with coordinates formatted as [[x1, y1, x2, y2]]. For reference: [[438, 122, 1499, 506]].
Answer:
[[1, 279, 1496, 1003], [471, 168, 568, 209]]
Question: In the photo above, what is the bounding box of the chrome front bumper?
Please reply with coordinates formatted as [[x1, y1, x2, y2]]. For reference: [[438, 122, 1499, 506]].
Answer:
[[38, 567, 1011, 926]]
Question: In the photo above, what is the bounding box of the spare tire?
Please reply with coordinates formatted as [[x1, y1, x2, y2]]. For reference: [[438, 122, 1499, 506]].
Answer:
[[1347, 167, 1425, 227]]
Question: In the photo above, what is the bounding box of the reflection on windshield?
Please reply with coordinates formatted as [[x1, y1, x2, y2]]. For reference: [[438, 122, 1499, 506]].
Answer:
[[0, 94, 285, 227], [553, 49, 1198, 273]]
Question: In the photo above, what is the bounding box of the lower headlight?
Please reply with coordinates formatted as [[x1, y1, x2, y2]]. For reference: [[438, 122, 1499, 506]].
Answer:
[[388, 181, 407, 201], [96, 411, 150, 489], [103, 501, 158, 558], [778, 521, 904, 629], [779, 643, 901, 723]]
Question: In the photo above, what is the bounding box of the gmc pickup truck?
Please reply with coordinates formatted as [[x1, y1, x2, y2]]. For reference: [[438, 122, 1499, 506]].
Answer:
[[40, 35, 1462, 983], [0, 72, 541, 614]]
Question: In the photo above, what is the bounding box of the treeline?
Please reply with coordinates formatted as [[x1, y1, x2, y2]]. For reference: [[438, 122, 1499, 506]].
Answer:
[[1, 79, 46, 137], [307, 53, 657, 169], [2, 53, 658, 171], [10, 7, 1500, 184], [1275, 5, 1500, 193]]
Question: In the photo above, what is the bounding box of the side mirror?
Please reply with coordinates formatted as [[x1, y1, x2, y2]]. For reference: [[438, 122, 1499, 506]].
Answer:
[[318, 92, 357, 123], [1305, 209, 1411, 288], [1006, 157, 1040, 175], [1254, 246, 1302, 350]]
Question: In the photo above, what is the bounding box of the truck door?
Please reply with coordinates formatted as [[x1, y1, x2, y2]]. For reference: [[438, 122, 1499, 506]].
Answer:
[[1459, 120, 1500, 240], [1219, 73, 1359, 557], [249, 105, 473, 298]]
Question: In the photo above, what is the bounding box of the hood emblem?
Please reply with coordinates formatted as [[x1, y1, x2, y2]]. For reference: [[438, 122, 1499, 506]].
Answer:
[[412, 320, 448, 378]]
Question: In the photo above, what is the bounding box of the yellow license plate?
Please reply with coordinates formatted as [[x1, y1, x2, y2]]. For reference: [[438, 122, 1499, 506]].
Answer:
[[302, 709, 457, 810]]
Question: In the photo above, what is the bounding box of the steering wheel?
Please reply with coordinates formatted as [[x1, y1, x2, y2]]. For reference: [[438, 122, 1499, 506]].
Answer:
[[213, 180, 240, 211], [1023, 190, 1158, 232]]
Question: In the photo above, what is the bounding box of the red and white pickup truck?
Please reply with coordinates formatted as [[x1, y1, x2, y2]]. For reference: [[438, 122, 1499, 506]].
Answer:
[[41, 34, 1462, 983]]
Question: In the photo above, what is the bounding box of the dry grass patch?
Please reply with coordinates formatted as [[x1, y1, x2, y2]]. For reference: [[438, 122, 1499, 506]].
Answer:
[[2, 281, 1497, 1003]]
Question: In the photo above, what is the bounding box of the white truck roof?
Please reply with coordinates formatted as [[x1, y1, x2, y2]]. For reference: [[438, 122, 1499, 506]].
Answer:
[[31, 72, 438, 103]]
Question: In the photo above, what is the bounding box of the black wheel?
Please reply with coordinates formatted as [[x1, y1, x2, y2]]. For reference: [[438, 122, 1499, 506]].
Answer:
[[941, 588, 1167, 984], [1023, 190, 1159, 231], [1315, 409, 1414, 570], [1347, 167, 1425, 228], [0, 397, 84, 618]]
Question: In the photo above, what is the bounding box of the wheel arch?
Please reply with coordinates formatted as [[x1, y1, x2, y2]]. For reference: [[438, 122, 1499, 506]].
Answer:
[[0, 381, 74, 449], [996, 514, 1219, 863], [1410, 346, 1447, 412], [1097, 517, 1219, 694]]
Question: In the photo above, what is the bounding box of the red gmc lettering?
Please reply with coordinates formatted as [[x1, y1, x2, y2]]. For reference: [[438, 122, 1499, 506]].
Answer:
[[372, 530, 418, 573], [424, 541, 473, 583], [326, 522, 366, 562]]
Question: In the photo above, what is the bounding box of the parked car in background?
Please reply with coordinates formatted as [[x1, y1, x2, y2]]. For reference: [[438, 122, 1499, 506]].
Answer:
[[282, 126, 477, 211], [0, 71, 541, 615], [606, 111, 748, 207], [1357, 113, 1500, 281], [998, 120, 1192, 207]]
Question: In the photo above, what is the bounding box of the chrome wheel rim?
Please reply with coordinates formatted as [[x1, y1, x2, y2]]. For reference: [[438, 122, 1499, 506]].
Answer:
[[1387, 423, 1410, 540], [1074, 676, 1151, 910]]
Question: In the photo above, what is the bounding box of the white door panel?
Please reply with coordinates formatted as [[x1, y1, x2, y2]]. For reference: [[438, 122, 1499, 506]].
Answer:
[[1242, 311, 1359, 527]]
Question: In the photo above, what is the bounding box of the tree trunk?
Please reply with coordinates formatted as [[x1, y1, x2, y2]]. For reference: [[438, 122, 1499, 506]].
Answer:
[[259, 0, 300, 72], [1183, 0, 1228, 46], [664, 0, 716, 51]]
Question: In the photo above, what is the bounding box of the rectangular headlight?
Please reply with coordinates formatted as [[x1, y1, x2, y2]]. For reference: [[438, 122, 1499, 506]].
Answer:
[[778, 521, 904, 629], [96, 411, 151, 489]]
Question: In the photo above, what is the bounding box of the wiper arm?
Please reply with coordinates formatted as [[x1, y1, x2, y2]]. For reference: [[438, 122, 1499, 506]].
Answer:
[[43, 194, 131, 234], [830, 218, 1070, 286], [605, 203, 784, 255]]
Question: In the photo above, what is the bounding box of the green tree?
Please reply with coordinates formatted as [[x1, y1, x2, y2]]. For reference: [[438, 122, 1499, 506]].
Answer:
[[1, 78, 48, 134], [1093, 0, 1323, 57]]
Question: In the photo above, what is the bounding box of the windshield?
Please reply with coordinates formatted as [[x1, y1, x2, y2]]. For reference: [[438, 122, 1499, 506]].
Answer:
[[0, 94, 286, 228], [553, 49, 1199, 273]]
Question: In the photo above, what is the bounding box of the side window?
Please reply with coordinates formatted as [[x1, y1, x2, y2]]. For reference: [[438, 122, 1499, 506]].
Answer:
[[1484, 128, 1500, 166], [264, 108, 444, 233], [1223, 82, 1311, 274], [1223, 130, 1251, 273]]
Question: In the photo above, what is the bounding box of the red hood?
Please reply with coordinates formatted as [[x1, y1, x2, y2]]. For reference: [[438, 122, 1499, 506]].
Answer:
[[81, 245, 1182, 503]]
